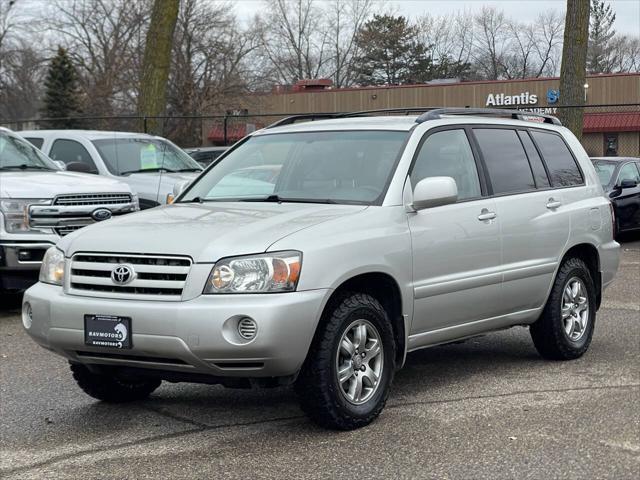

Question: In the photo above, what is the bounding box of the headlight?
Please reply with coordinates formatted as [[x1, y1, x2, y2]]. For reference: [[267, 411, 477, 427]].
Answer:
[[132, 193, 140, 211], [0, 198, 50, 233], [39, 247, 65, 286], [204, 251, 301, 294]]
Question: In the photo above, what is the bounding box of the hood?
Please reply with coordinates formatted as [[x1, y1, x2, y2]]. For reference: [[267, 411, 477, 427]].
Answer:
[[123, 171, 200, 204], [59, 202, 367, 262], [0, 170, 133, 198]]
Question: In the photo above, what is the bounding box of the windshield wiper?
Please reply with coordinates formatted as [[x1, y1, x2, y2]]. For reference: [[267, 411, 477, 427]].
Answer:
[[120, 167, 177, 175], [174, 168, 202, 172], [239, 195, 338, 204], [0, 164, 51, 171]]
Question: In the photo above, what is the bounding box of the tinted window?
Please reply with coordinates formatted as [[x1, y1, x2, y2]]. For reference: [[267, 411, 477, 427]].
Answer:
[[617, 162, 640, 184], [518, 131, 550, 188], [530, 131, 583, 187], [474, 129, 535, 194], [411, 129, 481, 200], [24, 137, 44, 149], [50, 139, 98, 173]]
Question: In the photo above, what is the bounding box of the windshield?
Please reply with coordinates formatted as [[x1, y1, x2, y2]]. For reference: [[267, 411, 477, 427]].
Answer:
[[592, 161, 616, 186], [0, 132, 58, 171], [92, 137, 202, 176], [180, 131, 407, 205]]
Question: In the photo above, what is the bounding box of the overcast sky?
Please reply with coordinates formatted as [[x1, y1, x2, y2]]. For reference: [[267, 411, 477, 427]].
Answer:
[[235, 0, 640, 36]]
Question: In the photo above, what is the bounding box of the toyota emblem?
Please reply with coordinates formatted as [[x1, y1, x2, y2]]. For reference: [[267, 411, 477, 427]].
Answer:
[[111, 264, 135, 285], [92, 208, 112, 221]]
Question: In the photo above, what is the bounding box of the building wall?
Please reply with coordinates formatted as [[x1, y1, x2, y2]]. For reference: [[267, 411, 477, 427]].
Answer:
[[251, 73, 640, 114], [582, 132, 640, 157]]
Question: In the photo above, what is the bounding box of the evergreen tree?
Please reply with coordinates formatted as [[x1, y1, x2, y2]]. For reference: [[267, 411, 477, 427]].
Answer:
[[41, 46, 83, 128], [587, 0, 618, 73]]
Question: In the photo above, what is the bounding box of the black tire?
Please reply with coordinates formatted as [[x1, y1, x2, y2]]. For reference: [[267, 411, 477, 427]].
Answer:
[[294, 292, 395, 430], [530, 258, 597, 360], [70, 363, 161, 402]]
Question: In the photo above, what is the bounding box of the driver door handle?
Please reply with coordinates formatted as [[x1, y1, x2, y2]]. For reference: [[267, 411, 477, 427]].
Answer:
[[546, 198, 562, 210], [478, 209, 497, 221]]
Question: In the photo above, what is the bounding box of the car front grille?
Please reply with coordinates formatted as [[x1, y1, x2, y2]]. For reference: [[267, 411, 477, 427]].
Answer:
[[53, 193, 133, 206], [29, 193, 138, 237], [69, 253, 191, 300]]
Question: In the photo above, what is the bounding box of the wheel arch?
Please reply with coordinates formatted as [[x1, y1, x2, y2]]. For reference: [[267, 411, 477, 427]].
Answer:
[[557, 243, 602, 309], [318, 272, 407, 369]]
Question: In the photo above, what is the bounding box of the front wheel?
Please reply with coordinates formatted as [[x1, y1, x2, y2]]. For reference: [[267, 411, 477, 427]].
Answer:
[[295, 293, 395, 430], [70, 363, 161, 402], [530, 258, 597, 360]]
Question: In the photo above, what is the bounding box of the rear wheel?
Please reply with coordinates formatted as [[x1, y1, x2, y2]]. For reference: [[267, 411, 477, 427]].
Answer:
[[295, 292, 395, 430], [530, 258, 596, 360], [70, 363, 161, 402]]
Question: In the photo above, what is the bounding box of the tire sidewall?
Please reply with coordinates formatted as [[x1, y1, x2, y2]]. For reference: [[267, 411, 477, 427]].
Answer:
[[555, 263, 596, 351], [330, 302, 395, 419]]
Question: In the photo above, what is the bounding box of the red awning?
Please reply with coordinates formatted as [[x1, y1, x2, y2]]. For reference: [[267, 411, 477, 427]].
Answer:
[[583, 112, 640, 133]]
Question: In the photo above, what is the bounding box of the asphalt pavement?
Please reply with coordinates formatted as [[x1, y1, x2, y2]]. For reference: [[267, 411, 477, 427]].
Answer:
[[1, 238, 638, 479]]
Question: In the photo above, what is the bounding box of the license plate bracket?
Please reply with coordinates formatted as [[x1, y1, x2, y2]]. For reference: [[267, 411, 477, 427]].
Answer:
[[84, 314, 132, 349]]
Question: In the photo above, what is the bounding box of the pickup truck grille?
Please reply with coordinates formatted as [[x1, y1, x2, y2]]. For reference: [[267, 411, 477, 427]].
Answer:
[[69, 253, 191, 300], [29, 193, 137, 237], [53, 193, 133, 206]]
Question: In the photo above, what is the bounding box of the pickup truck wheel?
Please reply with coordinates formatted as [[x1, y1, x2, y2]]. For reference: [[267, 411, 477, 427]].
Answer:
[[530, 258, 596, 360], [70, 363, 161, 402], [294, 293, 395, 430]]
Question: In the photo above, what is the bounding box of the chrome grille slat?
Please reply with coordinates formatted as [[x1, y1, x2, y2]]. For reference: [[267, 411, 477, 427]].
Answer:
[[69, 253, 191, 300], [54, 193, 133, 206]]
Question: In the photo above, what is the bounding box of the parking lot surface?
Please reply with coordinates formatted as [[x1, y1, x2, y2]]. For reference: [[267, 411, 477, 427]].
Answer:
[[1, 239, 638, 479]]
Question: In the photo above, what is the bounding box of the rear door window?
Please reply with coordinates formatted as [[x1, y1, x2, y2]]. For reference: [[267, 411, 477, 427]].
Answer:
[[474, 128, 536, 194], [517, 131, 550, 188], [530, 131, 583, 187]]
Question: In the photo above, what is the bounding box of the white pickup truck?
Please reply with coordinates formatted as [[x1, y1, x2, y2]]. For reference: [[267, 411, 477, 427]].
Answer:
[[0, 128, 139, 291]]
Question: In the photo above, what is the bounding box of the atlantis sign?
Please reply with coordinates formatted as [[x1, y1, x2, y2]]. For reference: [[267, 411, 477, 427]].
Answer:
[[485, 91, 538, 107]]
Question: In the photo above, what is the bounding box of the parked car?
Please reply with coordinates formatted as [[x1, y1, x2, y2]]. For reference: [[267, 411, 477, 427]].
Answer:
[[22, 109, 619, 430], [21, 130, 202, 209], [591, 157, 640, 235], [185, 146, 229, 168], [0, 127, 138, 291]]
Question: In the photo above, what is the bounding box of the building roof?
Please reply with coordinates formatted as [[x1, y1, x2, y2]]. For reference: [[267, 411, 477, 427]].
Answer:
[[583, 112, 640, 133]]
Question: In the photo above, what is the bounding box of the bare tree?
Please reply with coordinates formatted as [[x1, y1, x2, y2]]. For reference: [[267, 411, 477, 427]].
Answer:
[[50, 0, 150, 118], [531, 10, 564, 77], [612, 35, 640, 72], [326, 0, 375, 87], [167, 0, 257, 144], [558, 0, 590, 140], [254, 0, 330, 84], [472, 6, 509, 80]]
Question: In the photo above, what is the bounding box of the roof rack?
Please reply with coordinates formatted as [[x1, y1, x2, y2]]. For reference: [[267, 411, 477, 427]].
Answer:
[[266, 107, 438, 129], [416, 107, 562, 125], [266, 113, 342, 129]]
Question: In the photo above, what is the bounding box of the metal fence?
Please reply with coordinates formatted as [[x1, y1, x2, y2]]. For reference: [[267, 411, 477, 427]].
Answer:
[[2, 103, 638, 151]]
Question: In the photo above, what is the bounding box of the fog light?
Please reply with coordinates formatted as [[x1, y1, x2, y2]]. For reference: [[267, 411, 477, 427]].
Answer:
[[22, 302, 33, 329], [238, 317, 257, 340]]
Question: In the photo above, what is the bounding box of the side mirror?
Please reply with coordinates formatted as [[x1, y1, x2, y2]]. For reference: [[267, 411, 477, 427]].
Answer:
[[167, 180, 190, 204], [619, 178, 638, 189], [411, 176, 458, 210], [53, 160, 66, 170]]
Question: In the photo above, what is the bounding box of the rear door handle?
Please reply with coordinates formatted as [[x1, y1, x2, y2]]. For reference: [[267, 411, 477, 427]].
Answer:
[[546, 199, 562, 210], [478, 210, 497, 221]]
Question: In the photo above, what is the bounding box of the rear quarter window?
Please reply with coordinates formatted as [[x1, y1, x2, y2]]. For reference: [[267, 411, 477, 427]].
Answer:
[[530, 131, 583, 187]]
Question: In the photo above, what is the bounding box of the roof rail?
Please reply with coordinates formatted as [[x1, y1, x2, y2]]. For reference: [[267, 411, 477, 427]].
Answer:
[[416, 107, 562, 125], [341, 107, 437, 117], [266, 113, 342, 129]]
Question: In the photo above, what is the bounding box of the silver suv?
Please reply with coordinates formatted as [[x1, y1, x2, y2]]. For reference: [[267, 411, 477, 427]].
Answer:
[[22, 109, 620, 430]]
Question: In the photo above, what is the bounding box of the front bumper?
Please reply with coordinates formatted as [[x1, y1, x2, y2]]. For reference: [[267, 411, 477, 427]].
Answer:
[[0, 237, 56, 290], [23, 282, 330, 378]]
